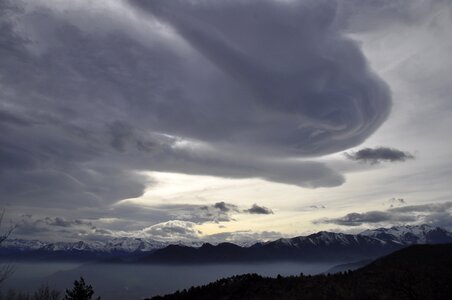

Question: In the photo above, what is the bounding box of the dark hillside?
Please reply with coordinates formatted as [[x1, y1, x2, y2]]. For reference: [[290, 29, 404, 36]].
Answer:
[[148, 243, 452, 300]]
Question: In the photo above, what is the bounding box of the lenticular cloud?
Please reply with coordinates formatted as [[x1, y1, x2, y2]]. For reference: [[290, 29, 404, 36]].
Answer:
[[0, 0, 391, 208], [131, 0, 392, 156]]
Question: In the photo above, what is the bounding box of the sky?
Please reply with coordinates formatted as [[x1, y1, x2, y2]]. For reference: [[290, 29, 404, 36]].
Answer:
[[1, 0, 452, 244]]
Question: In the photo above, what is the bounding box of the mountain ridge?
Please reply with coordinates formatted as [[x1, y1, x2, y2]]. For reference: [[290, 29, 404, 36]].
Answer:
[[144, 224, 452, 263], [1, 224, 451, 262]]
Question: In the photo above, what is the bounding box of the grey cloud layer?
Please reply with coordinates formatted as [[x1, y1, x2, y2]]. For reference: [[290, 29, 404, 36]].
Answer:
[[345, 147, 414, 164], [0, 0, 390, 216], [141, 221, 282, 243], [115, 202, 274, 224], [14, 215, 97, 241], [13, 215, 281, 244], [11, 201, 275, 241], [315, 201, 452, 227], [315, 211, 416, 226]]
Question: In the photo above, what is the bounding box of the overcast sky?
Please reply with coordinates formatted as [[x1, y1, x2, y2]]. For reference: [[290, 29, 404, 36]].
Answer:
[[1, 0, 451, 243]]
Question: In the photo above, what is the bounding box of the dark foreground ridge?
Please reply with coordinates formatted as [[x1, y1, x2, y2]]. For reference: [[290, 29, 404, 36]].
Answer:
[[148, 243, 452, 300]]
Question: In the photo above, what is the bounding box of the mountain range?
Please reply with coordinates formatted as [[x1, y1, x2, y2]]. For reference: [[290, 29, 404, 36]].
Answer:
[[0, 237, 194, 261], [145, 224, 452, 263], [1, 224, 451, 262]]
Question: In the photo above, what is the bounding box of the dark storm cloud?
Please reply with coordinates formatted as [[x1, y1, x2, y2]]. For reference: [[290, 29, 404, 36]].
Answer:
[[315, 201, 452, 227], [244, 204, 273, 215], [0, 0, 390, 216], [345, 147, 414, 164]]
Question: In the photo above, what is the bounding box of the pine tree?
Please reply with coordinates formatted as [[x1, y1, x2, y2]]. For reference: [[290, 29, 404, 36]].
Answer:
[[64, 277, 100, 300]]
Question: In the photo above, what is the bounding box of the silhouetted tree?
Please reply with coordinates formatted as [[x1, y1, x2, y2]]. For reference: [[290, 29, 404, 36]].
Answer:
[[0, 209, 16, 285], [64, 278, 99, 300]]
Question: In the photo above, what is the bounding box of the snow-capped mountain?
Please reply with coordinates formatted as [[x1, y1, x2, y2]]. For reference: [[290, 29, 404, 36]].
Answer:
[[145, 225, 452, 263], [0, 239, 48, 251], [359, 224, 452, 245], [41, 240, 106, 252], [267, 225, 452, 249], [0, 238, 249, 255], [103, 237, 168, 253], [1, 225, 451, 262], [268, 231, 384, 248], [0, 237, 169, 255]]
